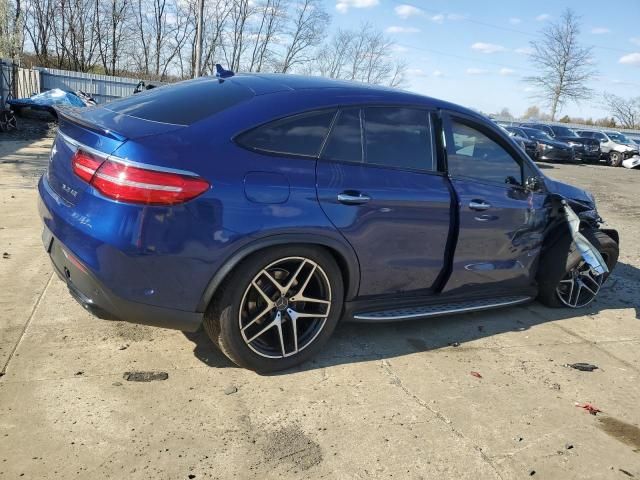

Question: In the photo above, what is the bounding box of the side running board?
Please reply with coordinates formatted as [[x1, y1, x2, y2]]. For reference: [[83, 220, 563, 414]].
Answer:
[[352, 296, 532, 322]]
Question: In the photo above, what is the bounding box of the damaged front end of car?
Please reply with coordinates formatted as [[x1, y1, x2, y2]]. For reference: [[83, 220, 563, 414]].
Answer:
[[535, 176, 619, 308], [562, 200, 608, 276]]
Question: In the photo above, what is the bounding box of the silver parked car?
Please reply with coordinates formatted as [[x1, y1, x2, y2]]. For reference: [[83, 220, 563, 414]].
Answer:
[[575, 130, 639, 167]]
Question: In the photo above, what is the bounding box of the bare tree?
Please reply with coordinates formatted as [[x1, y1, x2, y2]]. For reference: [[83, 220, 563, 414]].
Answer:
[[309, 24, 406, 87], [200, 0, 231, 74], [23, 0, 56, 65], [602, 92, 640, 129], [248, 0, 287, 72], [222, 0, 255, 72], [95, 0, 129, 74], [280, 0, 328, 73], [525, 9, 596, 120]]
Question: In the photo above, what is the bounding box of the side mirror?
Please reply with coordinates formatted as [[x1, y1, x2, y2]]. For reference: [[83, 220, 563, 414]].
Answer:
[[525, 176, 543, 192]]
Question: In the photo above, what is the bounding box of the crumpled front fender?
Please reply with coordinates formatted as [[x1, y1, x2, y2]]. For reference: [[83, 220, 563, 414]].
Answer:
[[563, 201, 609, 276]]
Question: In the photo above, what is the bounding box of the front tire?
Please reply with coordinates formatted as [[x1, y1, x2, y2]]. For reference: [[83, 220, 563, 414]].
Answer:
[[203, 246, 344, 372], [537, 229, 618, 308], [608, 151, 623, 167]]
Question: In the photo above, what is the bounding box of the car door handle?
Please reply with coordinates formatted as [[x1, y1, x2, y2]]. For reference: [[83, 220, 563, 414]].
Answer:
[[469, 200, 491, 211], [337, 192, 371, 205]]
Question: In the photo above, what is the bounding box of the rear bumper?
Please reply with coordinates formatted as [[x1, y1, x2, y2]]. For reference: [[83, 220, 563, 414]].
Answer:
[[45, 230, 202, 332]]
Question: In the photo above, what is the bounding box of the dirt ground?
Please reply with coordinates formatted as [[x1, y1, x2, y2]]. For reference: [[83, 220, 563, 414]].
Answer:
[[1, 129, 639, 480]]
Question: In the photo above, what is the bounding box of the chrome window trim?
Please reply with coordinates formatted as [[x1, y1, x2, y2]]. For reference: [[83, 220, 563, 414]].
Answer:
[[57, 131, 199, 177]]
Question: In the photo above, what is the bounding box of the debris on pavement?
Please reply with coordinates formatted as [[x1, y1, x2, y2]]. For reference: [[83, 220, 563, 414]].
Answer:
[[470, 371, 483, 379], [566, 362, 598, 372], [575, 402, 602, 415], [123, 371, 169, 382], [2, 252, 10, 259], [449, 342, 460, 347], [619, 469, 634, 478], [565, 443, 574, 450], [224, 385, 238, 395]]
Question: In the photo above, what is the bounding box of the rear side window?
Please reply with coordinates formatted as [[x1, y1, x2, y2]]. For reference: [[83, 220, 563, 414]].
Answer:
[[364, 107, 433, 171], [105, 78, 253, 126], [236, 110, 337, 157]]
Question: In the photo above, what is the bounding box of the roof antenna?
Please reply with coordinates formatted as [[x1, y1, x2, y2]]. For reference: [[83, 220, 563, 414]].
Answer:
[[215, 64, 235, 79]]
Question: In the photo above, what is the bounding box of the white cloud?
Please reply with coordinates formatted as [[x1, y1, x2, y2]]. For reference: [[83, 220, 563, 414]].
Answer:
[[430, 14, 445, 23], [619, 53, 640, 66], [466, 68, 488, 75], [390, 44, 409, 53], [515, 47, 534, 55], [536, 13, 550, 21], [523, 86, 535, 93], [406, 68, 427, 77], [447, 13, 465, 21], [385, 25, 420, 34], [394, 4, 422, 19], [336, 0, 378, 14], [471, 42, 506, 54], [499, 68, 515, 76], [630, 37, 640, 46], [432, 70, 444, 77], [508, 17, 521, 25], [591, 27, 610, 34]]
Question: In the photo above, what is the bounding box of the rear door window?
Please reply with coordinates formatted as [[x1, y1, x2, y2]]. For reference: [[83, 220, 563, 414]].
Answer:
[[363, 107, 434, 171], [321, 109, 363, 163], [236, 110, 337, 157], [104, 78, 253, 126], [321, 107, 434, 171]]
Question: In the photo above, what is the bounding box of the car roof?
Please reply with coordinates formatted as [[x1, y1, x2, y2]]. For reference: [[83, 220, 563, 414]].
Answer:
[[227, 73, 482, 117]]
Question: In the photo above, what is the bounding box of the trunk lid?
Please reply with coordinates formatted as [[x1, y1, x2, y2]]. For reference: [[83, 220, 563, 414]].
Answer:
[[48, 106, 184, 205]]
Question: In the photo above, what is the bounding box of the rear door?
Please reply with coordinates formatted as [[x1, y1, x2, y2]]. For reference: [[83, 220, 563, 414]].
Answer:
[[316, 106, 452, 298], [442, 113, 547, 295]]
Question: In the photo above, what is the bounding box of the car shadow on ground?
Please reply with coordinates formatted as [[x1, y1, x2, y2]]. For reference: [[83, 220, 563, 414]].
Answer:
[[183, 261, 640, 374]]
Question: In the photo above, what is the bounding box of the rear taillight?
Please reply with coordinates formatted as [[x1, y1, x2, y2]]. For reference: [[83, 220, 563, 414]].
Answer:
[[72, 151, 209, 205], [71, 150, 103, 183]]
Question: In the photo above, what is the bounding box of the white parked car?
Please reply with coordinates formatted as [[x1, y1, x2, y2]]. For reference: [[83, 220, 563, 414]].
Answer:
[[575, 130, 639, 167]]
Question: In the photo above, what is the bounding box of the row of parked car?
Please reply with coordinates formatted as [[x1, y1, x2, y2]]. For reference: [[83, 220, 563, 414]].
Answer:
[[496, 121, 640, 169]]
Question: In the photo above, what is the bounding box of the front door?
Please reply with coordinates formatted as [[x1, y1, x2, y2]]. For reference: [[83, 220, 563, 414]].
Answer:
[[316, 107, 452, 298], [442, 114, 547, 295]]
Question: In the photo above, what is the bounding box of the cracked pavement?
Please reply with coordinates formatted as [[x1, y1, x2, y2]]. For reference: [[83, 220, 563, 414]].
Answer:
[[1, 136, 639, 479]]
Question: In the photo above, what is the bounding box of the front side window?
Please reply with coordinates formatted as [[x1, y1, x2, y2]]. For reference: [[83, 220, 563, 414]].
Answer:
[[594, 132, 607, 141], [363, 107, 434, 171], [237, 109, 337, 157], [448, 120, 522, 186]]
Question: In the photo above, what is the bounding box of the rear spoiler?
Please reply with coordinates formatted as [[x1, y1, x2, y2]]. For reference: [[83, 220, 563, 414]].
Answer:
[[55, 106, 127, 142]]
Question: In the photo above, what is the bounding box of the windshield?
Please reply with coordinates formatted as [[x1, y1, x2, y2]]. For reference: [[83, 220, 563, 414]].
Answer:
[[607, 132, 630, 144], [522, 128, 552, 141], [553, 126, 578, 137]]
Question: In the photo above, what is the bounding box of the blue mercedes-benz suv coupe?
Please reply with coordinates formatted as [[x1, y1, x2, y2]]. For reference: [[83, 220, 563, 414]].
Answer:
[[38, 73, 619, 372]]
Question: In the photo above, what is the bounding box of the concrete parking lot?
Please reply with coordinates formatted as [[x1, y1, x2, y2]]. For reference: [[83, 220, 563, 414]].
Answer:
[[1, 132, 639, 479]]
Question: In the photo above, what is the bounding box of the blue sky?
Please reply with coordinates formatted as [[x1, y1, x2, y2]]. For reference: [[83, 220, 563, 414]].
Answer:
[[325, 0, 640, 119]]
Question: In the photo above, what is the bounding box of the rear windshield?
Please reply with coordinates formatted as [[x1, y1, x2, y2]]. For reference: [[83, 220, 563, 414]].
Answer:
[[104, 78, 253, 126]]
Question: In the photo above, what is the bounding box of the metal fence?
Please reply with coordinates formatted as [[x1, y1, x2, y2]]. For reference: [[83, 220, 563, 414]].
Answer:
[[0, 60, 13, 107], [36, 67, 165, 105]]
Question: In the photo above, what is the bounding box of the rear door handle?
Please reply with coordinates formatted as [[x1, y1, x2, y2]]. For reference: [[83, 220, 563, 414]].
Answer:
[[337, 192, 371, 205], [469, 200, 491, 211]]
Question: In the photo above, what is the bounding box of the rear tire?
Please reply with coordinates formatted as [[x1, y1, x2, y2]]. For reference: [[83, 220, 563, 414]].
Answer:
[[608, 151, 623, 167], [537, 229, 618, 308], [203, 245, 344, 373]]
